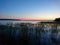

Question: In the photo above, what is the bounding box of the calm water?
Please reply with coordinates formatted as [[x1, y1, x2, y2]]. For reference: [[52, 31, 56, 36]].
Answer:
[[0, 20, 53, 24]]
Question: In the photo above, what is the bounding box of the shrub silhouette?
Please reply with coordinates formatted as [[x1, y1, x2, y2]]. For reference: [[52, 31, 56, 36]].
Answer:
[[54, 18, 60, 22]]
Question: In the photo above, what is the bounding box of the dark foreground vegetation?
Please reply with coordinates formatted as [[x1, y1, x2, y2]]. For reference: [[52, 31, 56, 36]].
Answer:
[[0, 22, 60, 45]]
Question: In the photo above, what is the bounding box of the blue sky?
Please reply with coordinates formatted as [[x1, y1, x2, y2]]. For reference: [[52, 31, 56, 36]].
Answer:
[[0, 0, 60, 20]]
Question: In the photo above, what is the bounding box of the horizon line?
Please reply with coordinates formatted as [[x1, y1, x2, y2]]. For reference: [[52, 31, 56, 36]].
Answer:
[[0, 18, 54, 21]]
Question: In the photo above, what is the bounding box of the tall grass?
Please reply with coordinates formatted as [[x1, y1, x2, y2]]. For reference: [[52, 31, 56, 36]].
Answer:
[[0, 23, 60, 45]]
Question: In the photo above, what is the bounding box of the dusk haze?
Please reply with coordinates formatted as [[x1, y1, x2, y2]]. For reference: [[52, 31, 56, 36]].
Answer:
[[0, 0, 60, 20]]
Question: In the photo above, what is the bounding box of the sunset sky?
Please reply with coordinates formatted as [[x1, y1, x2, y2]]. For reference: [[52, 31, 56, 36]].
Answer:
[[0, 0, 60, 20]]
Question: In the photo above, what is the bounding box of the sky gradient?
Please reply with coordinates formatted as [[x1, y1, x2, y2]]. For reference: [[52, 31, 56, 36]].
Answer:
[[0, 0, 60, 20]]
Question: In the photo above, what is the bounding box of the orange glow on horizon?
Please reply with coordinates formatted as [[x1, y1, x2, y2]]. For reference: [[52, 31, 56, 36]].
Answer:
[[20, 17, 55, 20], [0, 15, 56, 20]]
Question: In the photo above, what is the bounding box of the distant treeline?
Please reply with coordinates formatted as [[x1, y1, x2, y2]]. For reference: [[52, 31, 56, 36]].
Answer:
[[0, 19, 21, 21], [54, 18, 60, 22]]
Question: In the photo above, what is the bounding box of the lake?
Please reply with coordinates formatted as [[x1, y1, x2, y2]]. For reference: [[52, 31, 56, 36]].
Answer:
[[0, 20, 53, 25]]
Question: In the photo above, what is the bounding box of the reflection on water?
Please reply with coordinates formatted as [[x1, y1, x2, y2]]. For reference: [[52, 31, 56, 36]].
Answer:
[[0, 20, 60, 45], [0, 20, 53, 25]]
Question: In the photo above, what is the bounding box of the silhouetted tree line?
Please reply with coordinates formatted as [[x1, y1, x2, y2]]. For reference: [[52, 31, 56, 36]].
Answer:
[[54, 18, 60, 22]]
